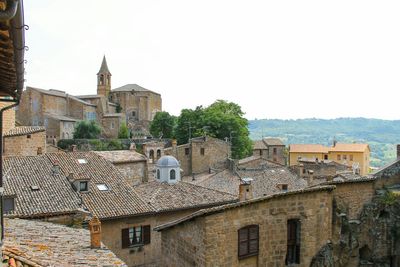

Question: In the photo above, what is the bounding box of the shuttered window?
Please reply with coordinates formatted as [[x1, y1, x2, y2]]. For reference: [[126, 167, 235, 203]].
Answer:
[[121, 225, 151, 248], [286, 219, 301, 264], [238, 225, 259, 259]]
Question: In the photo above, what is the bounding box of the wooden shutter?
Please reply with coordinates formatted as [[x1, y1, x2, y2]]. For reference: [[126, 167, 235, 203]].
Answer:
[[238, 227, 249, 257], [143, 225, 151, 245], [121, 228, 130, 249], [248, 225, 259, 254]]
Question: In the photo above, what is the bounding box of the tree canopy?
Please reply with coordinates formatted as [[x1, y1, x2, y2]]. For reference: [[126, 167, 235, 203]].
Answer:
[[73, 120, 101, 139], [118, 122, 130, 139], [149, 111, 176, 139]]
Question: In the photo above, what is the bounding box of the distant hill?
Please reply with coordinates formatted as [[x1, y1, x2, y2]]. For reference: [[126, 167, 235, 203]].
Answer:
[[248, 118, 400, 167]]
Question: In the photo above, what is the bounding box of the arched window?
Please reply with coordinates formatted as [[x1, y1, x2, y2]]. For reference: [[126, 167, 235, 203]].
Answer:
[[149, 150, 154, 160], [100, 74, 104, 85], [170, 169, 176, 180], [157, 149, 161, 159], [157, 169, 160, 180]]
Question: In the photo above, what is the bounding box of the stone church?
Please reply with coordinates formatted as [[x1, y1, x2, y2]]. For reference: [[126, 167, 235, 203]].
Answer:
[[17, 56, 162, 140]]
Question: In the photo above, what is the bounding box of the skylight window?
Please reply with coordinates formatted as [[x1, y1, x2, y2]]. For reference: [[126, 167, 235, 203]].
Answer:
[[78, 159, 87, 164], [96, 184, 109, 191], [30, 185, 39, 191]]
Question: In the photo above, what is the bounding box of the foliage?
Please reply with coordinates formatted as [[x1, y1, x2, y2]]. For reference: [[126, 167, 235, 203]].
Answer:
[[115, 103, 122, 113], [248, 118, 400, 167], [73, 120, 101, 139], [149, 111, 176, 139], [380, 191, 399, 206], [118, 123, 130, 139], [175, 100, 253, 159], [58, 139, 131, 151]]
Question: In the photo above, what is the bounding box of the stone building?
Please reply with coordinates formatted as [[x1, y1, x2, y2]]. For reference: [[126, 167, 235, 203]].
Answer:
[[3, 218, 127, 267], [155, 150, 400, 267], [252, 137, 286, 165], [165, 136, 231, 176], [95, 149, 148, 185], [289, 143, 371, 175], [3, 126, 46, 156]]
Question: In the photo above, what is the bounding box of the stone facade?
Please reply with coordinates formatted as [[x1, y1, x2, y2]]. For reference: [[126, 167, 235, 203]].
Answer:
[[4, 130, 46, 157], [158, 187, 334, 267], [252, 138, 286, 165], [165, 137, 230, 176], [0, 101, 16, 134]]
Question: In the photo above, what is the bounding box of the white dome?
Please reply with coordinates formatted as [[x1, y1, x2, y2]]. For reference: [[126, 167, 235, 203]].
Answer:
[[156, 155, 180, 168]]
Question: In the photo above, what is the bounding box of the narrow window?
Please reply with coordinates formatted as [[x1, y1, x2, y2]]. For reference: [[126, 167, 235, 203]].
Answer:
[[149, 150, 154, 160], [3, 197, 15, 213], [282, 184, 288, 192], [238, 225, 259, 259], [337, 155, 341, 161], [157, 169, 160, 180], [324, 155, 328, 160], [157, 149, 161, 159], [273, 147, 277, 155], [170, 169, 176, 180], [121, 225, 151, 248], [27, 134, 31, 139], [79, 181, 88, 192], [259, 150, 262, 156], [343, 155, 347, 160], [286, 219, 301, 264], [132, 111, 136, 117], [349, 155, 353, 161], [200, 148, 205, 156], [185, 147, 190, 155], [111, 122, 115, 129]]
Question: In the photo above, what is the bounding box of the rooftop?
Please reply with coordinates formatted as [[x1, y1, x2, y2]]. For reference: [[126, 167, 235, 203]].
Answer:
[[133, 181, 237, 212], [44, 113, 79, 122], [28, 87, 96, 107], [95, 150, 147, 163], [3, 218, 127, 267], [111, 84, 160, 95], [4, 126, 45, 137], [289, 143, 369, 153], [263, 137, 285, 146], [3, 155, 84, 218]]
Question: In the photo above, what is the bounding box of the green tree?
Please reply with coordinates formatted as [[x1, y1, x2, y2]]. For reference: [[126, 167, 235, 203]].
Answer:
[[118, 122, 129, 139], [174, 100, 253, 159], [73, 120, 101, 139], [149, 111, 176, 139]]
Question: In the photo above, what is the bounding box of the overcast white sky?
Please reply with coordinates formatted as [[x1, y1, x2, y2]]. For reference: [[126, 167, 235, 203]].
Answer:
[[24, 0, 400, 120]]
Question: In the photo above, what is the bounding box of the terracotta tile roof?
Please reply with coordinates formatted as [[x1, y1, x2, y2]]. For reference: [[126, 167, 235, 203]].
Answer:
[[289, 144, 329, 153], [28, 87, 96, 107], [330, 143, 369, 152], [133, 181, 237, 212], [3, 218, 127, 267], [3, 156, 84, 218], [44, 113, 79, 122], [46, 152, 154, 220], [253, 140, 268, 150], [4, 126, 45, 137], [192, 167, 307, 198], [238, 156, 283, 167], [111, 84, 160, 95], [263, 138, 285, 146], [154, 185, 336, 231], [95, 150, 147, 163]]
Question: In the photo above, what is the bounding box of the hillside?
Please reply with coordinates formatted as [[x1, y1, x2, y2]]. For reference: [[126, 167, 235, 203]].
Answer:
[[248, 118, 400, 167]]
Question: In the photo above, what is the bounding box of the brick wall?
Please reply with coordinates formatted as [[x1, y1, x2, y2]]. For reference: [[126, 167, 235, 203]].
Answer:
[[4, 131, 46, 157], [160, 189, 333, 267]]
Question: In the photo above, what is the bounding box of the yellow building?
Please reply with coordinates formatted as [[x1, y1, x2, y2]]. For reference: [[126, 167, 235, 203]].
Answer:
[[289, 143, 370, 175]]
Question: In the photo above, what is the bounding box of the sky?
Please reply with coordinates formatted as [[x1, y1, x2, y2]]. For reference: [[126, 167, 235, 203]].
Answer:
[[23, 0, 400, 120]]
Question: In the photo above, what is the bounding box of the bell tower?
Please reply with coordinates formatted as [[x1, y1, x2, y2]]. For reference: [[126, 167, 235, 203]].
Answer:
[[97, 55, 112, 97]]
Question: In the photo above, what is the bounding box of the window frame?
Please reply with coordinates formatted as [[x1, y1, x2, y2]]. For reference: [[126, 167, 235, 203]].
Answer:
[[79, 181, 88, 192], [185, 147, 190, 155], [200, 147, 205, 156], [286, 219, 301, 265], [238, 225, 259, 259], [3, 197, 15, 213], [122, 225, 151, 248], [170, 169, 176, 180]]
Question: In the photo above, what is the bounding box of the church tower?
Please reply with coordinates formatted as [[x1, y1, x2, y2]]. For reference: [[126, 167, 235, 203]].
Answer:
[[97, 55, 112, 97]]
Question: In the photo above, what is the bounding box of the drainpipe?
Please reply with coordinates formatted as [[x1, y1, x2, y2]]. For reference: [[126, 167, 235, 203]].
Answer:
[[0, 0, 18, 21], [0, 101, 19, 242]]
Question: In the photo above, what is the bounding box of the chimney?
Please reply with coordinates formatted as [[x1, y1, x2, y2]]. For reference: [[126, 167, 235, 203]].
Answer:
[[298, 164, 304, 178], [142, 143, 147, 155], [89, 216, 102, 248], [37, 147, 43, 155], [172, 139, 177, 147], [129, 142, 136, 151], [67, 172, 74, 182], [397, 144, 400, 159], [52, 160, 60, 175], [71, 145, 77, 152], [308, 170, 314, 185], [239, 178, 253, 201]]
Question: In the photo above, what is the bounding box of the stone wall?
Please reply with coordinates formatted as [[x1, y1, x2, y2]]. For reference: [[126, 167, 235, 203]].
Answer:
[[0, 102, 15, 134], [101, 209, 197, 267], [160, 189, 333, 267], [114, 161, 147, 186], [4, 131, 46, 157]]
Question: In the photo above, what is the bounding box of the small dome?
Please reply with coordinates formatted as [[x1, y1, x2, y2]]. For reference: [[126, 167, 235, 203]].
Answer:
[[156, 155, 180, 168]]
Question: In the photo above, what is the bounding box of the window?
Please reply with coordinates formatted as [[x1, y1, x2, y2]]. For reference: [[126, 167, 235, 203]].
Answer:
[[200, 148, 205, 156], [86, 112, 97, 121], [111, 122, 115, 129], [121, 225, 151, 248], [238, 225, 259, 259], [3, 197, 15, 213], [282, 184, 288, 192], [149, 150, 154, 160], [286, 219, 301, 265], [157, 149, 161, 159], [79, 181, 88, 192], [96, 184, 109, 191], [132, 111, 136, 117], [170, 169, 176, 180], [185, 147, 190, 155], [273, 147, 277, 155], [27, 134, 31, 139], [259, 150, 263, 156], [30, 185, 40, 191], [350, 155, 353, 161], [343, 155, 347, 160], [78, 159, 87, 164], [337, 155, 341, 161], [157, 169, 160, 180], [324, 155, 328, 160]]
